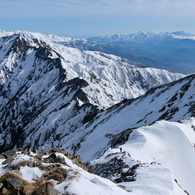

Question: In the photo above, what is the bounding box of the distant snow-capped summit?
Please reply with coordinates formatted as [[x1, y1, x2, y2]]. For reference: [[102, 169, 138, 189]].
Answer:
[[88, 31, 195, 42]]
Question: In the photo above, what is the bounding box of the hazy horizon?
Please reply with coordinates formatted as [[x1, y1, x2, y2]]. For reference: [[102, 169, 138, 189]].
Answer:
[[1, 29, 194, 40]]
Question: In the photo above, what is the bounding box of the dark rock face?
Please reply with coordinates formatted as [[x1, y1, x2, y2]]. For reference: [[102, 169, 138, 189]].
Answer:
[[76, 89, 89, 103], [0, 149, 17, 165], [114, 178, 123, 183], [5, 177, 23, 190], [107, 128, 132, 148], [0, 173, 24, 195], [43, 167, 68, 184], [2, 150, 16, 158], [94, 152, 139, 183], [2, 157, 15, 165], [7, 35, 30, 55], [0, 173, 61, 195], [45, 153, 66, 165], [32, 183, 61, 195]]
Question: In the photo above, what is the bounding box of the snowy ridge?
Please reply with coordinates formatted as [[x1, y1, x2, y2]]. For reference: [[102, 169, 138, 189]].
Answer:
[[12, 73, 194, 162], [90, 118, 195, 195], [0, 30, 76, 44], [64, 74, 195, 161], [125, 119, 195, 194]]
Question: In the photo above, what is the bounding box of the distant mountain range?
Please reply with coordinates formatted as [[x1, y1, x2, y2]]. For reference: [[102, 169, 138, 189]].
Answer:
[[89, 31, 195, 42], [88, 31, 195, 73]]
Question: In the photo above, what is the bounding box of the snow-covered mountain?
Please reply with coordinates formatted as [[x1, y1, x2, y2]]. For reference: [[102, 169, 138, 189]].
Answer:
[[2, 30, 195, 74], [61, 74, 195, 161], [0, 31, 184, 108], [0, 32, 184, 152], [0, 31, 194, 195]]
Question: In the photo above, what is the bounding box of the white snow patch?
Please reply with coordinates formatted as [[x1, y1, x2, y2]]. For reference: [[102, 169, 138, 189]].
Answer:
[[20, 166, 43, 182]]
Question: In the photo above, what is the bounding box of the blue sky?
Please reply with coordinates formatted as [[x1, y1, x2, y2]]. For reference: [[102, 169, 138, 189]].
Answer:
[[0, 0, 195, 38]]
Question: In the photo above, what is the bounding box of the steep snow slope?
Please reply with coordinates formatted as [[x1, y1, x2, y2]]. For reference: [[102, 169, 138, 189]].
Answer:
[[0, 35, 98, 152], [68, 74, 195, 161], [21, 74, 194, 159], [52, 44, 184, 107], [90, 118, 195, 195], [124, 119, 195, 194]]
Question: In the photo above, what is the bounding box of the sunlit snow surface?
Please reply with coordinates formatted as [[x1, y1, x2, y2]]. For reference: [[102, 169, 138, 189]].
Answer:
[[126, 119, 195, 194], [91, 118, 195, 195]]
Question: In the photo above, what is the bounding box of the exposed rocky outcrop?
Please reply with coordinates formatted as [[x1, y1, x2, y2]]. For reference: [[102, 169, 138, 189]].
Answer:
[[92, 151, 139, 184], [0, 148, 93, 195]]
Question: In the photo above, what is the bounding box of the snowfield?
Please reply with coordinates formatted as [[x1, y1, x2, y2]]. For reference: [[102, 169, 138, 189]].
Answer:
[[125, 119, 195, 194], [91, 118, 195, 195]]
